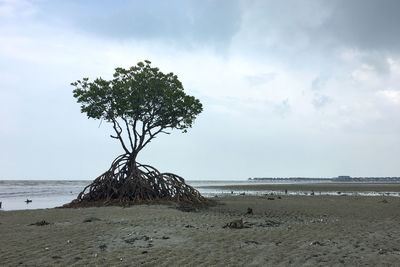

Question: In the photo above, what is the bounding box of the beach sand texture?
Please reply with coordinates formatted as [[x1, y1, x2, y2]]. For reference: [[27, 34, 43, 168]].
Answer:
[[1, 194, 400, 266]]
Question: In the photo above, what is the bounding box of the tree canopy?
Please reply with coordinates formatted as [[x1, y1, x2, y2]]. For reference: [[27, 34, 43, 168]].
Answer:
[[71, 60, 203, 157]]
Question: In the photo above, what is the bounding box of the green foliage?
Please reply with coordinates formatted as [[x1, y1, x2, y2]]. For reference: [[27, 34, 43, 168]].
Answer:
[[72, 61, 203, 133]]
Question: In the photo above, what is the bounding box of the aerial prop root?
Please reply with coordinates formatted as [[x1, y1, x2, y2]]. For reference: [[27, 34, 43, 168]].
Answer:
[[63, 154, 208, 207]]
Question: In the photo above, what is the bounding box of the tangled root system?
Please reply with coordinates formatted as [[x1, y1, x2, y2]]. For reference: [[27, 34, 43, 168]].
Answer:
[[63, 154, 209, 208]]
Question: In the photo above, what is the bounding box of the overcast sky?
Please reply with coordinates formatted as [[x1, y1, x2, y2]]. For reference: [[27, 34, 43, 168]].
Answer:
[[1, 0, 400, 180]]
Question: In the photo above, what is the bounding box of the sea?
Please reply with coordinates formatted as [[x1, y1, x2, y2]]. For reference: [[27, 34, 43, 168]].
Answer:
[[0, 179, 291, 211], [0, 179, 398, 211]]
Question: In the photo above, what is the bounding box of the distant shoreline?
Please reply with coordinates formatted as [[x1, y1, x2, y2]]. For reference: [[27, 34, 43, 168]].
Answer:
[[198, 182, 400, 193], [249, 176, 400, 183]]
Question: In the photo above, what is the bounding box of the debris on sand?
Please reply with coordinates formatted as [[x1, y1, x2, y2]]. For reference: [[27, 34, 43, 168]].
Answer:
[[223, 219, 249, 229], [29, 220, 50, 226]]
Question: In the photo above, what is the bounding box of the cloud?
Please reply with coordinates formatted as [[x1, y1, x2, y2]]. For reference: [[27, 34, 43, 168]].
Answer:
[[35, 0, 242, 50], [246, 72, 276, 86], [274, 98, 291, 117], [0, 0, 37, 19], [323, 0, 400, 53], [312, 94, 332, 109], [377, 90, 400, 105], [311, 75, 329, 91]]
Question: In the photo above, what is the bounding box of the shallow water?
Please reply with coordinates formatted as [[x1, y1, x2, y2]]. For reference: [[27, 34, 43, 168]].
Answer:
[[0, 179, 398, 211], [0, 180, 90, 210]]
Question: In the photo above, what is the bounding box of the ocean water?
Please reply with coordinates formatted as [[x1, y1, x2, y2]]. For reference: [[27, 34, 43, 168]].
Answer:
[[0, 180, 91, 211], [0, 179, 398, 211], [0, 179, 280, 210]]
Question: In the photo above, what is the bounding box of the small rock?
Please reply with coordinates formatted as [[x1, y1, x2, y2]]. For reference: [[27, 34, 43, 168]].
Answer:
[[99, 244, 107, 251], [142, 251, 148, 254], [162, 236, 170, 240], [310, 241, 323, 246], [83, 217, 101, 223], [379, 248, 388, 255]]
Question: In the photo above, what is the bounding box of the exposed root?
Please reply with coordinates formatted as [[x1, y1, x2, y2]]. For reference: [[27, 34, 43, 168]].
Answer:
[[63, 154, 209, 208]]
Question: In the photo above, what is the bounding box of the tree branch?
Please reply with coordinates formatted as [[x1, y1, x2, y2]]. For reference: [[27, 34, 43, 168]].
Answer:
[[112, 119, 130, 154], [132, 119, 139, 151], [140, 127, 165, 149], [122, 117, 135, 152]]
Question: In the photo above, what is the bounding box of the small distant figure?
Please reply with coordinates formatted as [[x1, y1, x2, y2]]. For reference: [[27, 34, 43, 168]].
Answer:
[[231, 191, 234, 194], [285, 189, 288, 195], [0, 201, 2, 209], [311, 190, 315, 196], [25, 199, 32, 204]]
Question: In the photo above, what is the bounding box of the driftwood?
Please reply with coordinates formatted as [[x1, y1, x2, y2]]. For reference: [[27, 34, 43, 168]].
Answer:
[[63, 153, 208, 208]]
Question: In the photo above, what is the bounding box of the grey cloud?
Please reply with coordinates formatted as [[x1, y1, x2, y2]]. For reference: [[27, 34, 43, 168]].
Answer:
[[40, 0, 242, 49], [236, 0, 400, 67], [359, 52, 391, 75], [322, 0, 400, 53]]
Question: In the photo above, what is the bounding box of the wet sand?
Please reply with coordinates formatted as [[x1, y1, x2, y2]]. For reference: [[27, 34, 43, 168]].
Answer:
[[1, 194, 400, 266]]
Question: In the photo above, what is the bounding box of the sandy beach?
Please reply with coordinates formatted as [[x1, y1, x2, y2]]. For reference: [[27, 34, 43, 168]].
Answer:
[[1, 191, 400, 266]]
